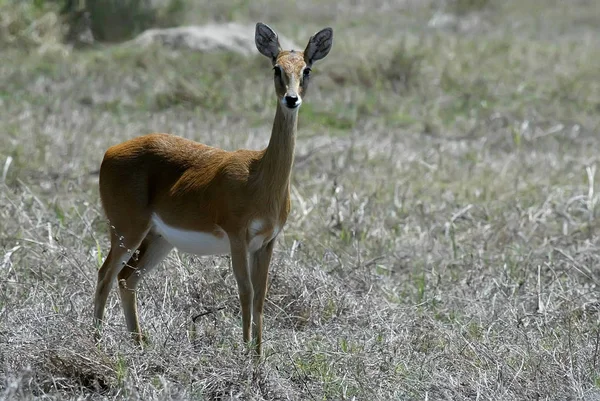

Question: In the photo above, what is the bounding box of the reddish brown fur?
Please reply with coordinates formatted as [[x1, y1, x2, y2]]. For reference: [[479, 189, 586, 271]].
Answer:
[[93, 23, 332, 357], [99, 132, 291, 241]]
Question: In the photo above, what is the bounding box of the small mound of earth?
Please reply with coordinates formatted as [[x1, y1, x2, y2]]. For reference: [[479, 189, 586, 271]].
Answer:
[[130, 23, 300, 55], [427, 12, 490, 34]]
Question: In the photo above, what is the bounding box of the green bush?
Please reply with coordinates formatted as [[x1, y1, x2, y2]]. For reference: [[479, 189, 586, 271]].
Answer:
[[64, 0, 185, 43], [0, 0, 185, 46], [0, 0, 64, 47], [449, 0, 490, 15], [86, 0, 155, 42]]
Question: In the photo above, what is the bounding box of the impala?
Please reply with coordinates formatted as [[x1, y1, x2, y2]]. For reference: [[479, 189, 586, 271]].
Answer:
[[93, 23, 333, 356]]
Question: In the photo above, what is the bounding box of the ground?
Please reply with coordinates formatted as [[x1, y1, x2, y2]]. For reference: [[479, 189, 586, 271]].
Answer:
[[1, 0, 600, 399]]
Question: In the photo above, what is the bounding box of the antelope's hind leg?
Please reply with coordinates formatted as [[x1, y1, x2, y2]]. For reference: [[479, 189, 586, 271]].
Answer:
[[117, 231, 173, 344], [93, 227, 149, 342]]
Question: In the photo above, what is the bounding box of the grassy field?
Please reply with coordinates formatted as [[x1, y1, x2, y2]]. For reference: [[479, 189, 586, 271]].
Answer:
[[2, 0, 600, 399]]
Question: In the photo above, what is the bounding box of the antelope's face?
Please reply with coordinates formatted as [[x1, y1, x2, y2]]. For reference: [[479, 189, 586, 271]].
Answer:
[[273, 51, 310, 109], [255, 23, 333, 111]]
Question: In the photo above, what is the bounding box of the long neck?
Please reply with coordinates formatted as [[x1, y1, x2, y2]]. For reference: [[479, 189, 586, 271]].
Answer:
[[259, 102, 298, 194]]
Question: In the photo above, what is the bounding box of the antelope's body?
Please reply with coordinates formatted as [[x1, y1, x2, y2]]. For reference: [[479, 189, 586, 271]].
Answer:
[[100, 133, 289, 255], [93, 23, 333, 356]]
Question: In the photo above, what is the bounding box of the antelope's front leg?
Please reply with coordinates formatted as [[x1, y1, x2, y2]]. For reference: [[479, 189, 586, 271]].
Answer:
[[250, 241, 274, 356], [229, 238, 252, 345]]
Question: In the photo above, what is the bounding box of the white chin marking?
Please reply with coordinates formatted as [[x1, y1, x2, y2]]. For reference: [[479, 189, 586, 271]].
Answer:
[[280, 99, 302, 111], [151, 214, 230, 256]]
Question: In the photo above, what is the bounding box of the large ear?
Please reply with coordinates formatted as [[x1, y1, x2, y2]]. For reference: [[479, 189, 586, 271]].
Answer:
[[255, 22, 281, 62], [304, 27, 333, 66]]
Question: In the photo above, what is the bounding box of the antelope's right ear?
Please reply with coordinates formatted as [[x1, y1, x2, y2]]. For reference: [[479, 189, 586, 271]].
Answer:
[[304, 27, 333, 66], [255, 22, 281, 62]]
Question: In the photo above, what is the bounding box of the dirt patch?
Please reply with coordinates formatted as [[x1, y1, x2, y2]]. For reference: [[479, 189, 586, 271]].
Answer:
[[130, 23, 300, 55]]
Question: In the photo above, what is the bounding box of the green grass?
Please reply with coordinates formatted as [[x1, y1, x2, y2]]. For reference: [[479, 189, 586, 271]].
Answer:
[[2, 0, 600, 399]]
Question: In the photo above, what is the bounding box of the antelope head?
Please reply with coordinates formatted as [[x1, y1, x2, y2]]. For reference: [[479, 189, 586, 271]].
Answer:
[[255, 22, 333, 110]]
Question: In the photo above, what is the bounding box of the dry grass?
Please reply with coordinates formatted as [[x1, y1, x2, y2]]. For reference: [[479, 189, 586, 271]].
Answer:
[[2, 0, 600, 399]]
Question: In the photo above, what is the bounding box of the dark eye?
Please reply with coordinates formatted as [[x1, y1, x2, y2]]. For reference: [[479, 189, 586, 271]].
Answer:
[[273, 66, 282, 77], [303, 68, 311, 78]]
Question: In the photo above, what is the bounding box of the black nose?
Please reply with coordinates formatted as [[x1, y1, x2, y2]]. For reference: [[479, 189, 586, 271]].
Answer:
[[284, 95, 299, 108]]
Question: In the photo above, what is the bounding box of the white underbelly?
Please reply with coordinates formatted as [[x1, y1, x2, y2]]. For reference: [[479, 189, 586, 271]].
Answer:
[[151, 214, 230, 256]]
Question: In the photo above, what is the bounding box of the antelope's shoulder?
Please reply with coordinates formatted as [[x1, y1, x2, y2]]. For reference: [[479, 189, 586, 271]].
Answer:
[[218, 149, 263, 178]]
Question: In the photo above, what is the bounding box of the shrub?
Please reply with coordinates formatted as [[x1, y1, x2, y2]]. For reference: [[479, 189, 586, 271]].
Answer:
[[64, 0, 185, 43], [448, 0, 491, 15]]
